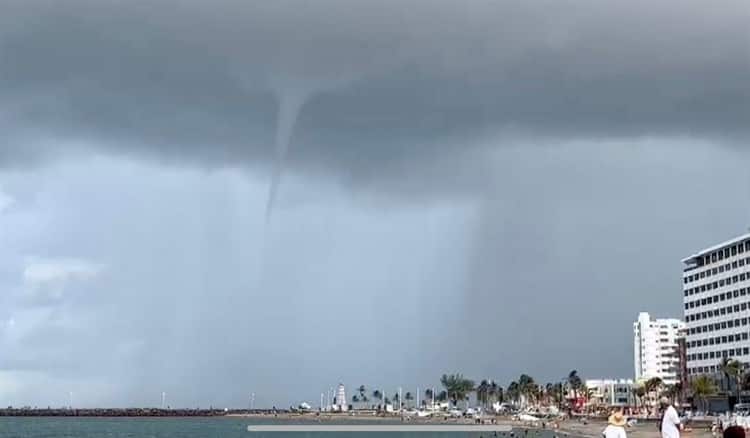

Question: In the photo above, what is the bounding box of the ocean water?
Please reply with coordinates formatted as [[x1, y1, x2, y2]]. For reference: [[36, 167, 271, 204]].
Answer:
[[0, 417, 562, 438]]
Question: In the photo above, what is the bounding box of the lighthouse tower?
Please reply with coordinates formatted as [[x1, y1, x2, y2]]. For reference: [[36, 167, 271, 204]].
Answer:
[[335, 383, 347, 412]]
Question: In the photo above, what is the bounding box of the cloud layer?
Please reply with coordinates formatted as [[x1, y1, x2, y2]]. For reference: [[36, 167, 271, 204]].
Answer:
[[0, 0, 747, 188]]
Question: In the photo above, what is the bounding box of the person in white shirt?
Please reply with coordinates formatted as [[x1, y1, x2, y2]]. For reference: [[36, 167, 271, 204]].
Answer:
[[660, 397, 682, 438], [602, 411, 628, 438]]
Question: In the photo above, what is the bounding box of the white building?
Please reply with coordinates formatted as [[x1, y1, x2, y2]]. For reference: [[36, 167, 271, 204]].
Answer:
[[682, 233, 750, 377], [633, 312, 685, 385], [334, 383, 348, 412], [585, 379, 635, 407]]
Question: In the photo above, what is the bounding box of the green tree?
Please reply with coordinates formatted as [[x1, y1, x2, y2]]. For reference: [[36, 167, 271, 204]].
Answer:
[[634, 385, 646, 409], [544, 382, 556, 405], [373, 389, 383, 404], [568, 370, 582, 402], [518, 374, 537, 406], [489, 381, 500, 406], [719, 357, 738, 394], [691, 375, 717, 412], [645, 377, 663, 395], [405, 392, 414, 408], [424, 388, 434, 405], [725, 359, 744, 405], [476, 380, 490, 409], [440, 373, 475, 408], [507, 381, 520, 405]]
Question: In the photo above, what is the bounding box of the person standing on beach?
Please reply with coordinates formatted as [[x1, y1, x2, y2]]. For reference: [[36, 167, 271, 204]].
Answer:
[[602, 411, 628, 438], [660, 397, 682, 438]]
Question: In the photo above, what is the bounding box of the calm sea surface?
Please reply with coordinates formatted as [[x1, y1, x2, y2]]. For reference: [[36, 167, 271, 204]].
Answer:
[[0, 417, 564, 438]]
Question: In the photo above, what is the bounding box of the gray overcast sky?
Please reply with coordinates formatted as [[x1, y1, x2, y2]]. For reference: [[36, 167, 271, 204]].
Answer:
[[0, 0, 749, 408]]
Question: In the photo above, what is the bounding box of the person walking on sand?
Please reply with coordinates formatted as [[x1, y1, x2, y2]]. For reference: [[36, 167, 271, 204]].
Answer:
[[602, 411, 628, 438], [660, 397, 682, 438]]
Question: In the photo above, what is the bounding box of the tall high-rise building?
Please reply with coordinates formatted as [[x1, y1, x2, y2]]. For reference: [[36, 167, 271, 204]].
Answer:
[[633, 312, 685, 385], [682, 233, 750, 377]]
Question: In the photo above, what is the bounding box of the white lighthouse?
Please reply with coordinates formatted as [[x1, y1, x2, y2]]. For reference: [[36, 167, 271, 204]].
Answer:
[[334, 383, 348, 412]]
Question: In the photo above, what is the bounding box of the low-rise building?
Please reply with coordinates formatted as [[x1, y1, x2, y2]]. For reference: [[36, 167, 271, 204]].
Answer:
[[585, 379, 635, 408]]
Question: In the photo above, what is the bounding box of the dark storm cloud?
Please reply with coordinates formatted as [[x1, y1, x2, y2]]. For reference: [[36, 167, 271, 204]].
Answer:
[[0, 0, 747, 182]]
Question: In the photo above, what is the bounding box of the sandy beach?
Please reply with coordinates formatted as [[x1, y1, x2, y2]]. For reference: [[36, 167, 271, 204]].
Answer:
[[229, 413, 714, 438]]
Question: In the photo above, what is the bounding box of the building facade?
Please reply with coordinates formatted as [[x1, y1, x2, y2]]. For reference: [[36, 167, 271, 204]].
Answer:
[[682, 233, 750, 377], [585, 379, 635, 407], [633, 312, 686, 385]]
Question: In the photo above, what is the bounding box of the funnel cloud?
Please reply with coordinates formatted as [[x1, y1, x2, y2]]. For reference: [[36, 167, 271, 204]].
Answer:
[[266, 90, 310, 221]]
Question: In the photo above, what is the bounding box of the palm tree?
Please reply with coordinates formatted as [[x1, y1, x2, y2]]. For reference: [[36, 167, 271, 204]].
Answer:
[[393, 392, 400, 409], [507, 381, 520, 405], [692, 375, 717, 412], [405, 392, 414, 408], [544, 383, 555, 405], [352, 394, 360, 408], [424, 388, 434, 406], [551, 382, 564, 408], [440, 373, 475, 408], [634, 385, 646, 410], [437, 390, 448, 402], [518, 374, 537, 407], [373, 389, 383, 409], [719, 358, 736, 392], [476, 380, 490, 409], [489, 381, 500, 407], [642, 377, 663, 408], [729, 359, 744, 405], [581, 384, 594, 411], [568, 370, 582, 406], [645, 377, 663, 395]]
